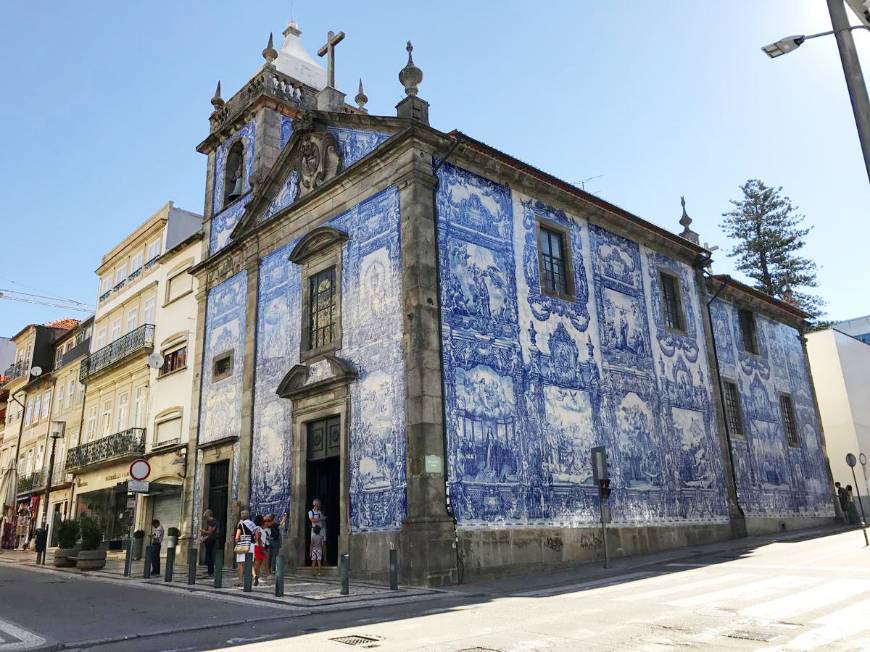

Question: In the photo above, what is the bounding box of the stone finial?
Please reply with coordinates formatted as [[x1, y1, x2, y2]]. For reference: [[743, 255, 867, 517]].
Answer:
[[355, 78, 368, 111], [678, 196, 700, 245], [782, 278, 798, 306], [263, 32, 278, 63], [210, 81, 225, 109], [399, 41, 423, 96]]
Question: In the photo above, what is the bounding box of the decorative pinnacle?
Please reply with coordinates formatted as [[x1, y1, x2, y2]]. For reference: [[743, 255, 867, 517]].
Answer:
[[263, 32, 278, 63], [399, 40, 423, 97], [355, 78, 368, 111], [678, 195, 700, 245], [210, 81, 224, 109]]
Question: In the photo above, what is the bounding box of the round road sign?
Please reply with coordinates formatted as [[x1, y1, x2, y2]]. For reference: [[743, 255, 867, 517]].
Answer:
[[846, 453, 858, 468], [861, 452, 868, 466], [129, 458, 151, 481]]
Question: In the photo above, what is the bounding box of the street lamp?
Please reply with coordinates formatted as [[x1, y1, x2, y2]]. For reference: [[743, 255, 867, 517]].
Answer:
[[762, 0, 870, 184], [41, 422, 65, 530]]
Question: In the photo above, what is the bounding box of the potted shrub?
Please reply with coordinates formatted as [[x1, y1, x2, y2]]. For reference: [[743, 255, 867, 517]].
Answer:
[[166, 527, 180, 549], [76, 517, 107, 570], [132, 530, 145, 560], [53, 519, 80, 568]]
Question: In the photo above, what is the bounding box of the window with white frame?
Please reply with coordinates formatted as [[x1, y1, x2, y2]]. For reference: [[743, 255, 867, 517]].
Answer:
[[101, 398, 113, 436], [114, 263, 127, 287], [143, 297, 156, 325], [42, 390, 51, 418], [116, 392, 129, 431], [130, 252, 143, 273], [146, 239, 161, 262], [85, 405, 97, 442], [100, 276, 112, 295], [24, 398, 33, 424], [96, 328, 107, 349], [111, 318, 121, 341], [66, 378, 74, 409], [126, 307, 138, 333], [166, 269, 193, 304], [32, 395, 41, 423], [133, 386, 147, 428], [154, 413, 182, 446]]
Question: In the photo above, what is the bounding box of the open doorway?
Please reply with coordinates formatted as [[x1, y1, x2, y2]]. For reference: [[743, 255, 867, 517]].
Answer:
[[205, 460, 229, 549], [305, 416, 340, 566]]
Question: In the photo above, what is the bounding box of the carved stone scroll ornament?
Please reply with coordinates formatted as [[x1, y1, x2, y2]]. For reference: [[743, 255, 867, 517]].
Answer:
[[294, 132, 342, 198]]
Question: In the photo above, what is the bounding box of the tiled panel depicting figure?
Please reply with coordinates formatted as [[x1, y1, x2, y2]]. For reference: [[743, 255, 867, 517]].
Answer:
[[710, 297, 832, 517], [209, 119, 256, 254], [249, 187, 406, 532], [327, 127, 391, 168], [251, 243, 301, 522], [209, 194, 252, 254], [199, 272, 247, 445], [437, 162, 729, 529]]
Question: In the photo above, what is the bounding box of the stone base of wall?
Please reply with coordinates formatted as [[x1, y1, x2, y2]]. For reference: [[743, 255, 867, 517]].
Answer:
[[457, 522, 729, 582], [744, 515, 835, 537], [347, 530, 400, 583]]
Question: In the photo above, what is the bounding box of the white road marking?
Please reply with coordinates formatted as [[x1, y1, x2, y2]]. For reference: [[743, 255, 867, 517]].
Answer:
[[775, 596, 870, 650], [667, 561, 870, 574], [614, 572, 758, 602], [741, 577, 870, 621], [667, 575, 808, 608], [0, 617, 47, 651], [512, 571, 654, 597]]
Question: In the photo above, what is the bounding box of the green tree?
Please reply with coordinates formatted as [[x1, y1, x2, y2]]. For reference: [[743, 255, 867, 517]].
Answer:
[[720, 179, 824, 318]]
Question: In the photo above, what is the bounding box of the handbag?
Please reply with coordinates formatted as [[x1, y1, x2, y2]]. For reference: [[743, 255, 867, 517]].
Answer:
[[233, 534, 252, 554]]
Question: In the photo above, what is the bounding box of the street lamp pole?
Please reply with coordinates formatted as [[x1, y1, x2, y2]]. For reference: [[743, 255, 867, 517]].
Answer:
[[41, 423, 65, 530], [827, 0, 870, 184]]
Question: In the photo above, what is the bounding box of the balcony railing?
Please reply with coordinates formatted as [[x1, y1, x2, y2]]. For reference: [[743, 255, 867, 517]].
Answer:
[[65, 427, 146, 472], [16, 470, 45, 494], [2, 360, 27, 385], [79, 324, 154, 382], [60, 338, 91, 368]]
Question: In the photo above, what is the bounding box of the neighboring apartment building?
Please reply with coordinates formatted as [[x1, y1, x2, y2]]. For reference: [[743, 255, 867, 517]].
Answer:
[[69, 201, 201, 546], [0, 320, 77, 547], [806, 325, 870, 500]]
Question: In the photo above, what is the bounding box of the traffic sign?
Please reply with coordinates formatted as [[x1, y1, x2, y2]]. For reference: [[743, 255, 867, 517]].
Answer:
[[847, 453, 858, 468], [129, 458, 151, 481], [128, 480, 150, 493]]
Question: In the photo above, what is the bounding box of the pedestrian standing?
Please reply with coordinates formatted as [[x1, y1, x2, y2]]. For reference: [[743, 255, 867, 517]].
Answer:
[[234, 510, 255, 588], [267, 513, 281, 575], [199, 509, 218, 577], [150, 519, 164, 576], [846, 485, 860, 524], [308, 498, 326, 562], [837, 482, 849, 514], [310, 524, 323, 576], [252, 514, 269, 586]]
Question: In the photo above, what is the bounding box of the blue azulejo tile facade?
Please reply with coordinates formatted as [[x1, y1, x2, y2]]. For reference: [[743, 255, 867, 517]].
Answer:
[[327, 127, 391, 168], [249, 187, 406, 532], [436, 162, 729, 529], [710, 297, 832, 517]]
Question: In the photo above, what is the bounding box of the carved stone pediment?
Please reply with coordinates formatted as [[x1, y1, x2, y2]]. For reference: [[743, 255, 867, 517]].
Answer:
[[294, 131, 342, 198], [289, 226, 348, 264], [275, 355, 357, 400]]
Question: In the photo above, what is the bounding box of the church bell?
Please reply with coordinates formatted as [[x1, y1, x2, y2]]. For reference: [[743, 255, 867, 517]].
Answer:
[[227, 172, 243, 201]]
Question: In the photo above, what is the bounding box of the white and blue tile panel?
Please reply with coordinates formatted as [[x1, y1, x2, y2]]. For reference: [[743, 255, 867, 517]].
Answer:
[[436, 162, 729, 529]]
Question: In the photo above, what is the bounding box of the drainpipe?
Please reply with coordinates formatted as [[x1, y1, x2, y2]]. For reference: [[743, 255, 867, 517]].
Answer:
[[695, 259, 746, 527], [431, 137, 463, 581]]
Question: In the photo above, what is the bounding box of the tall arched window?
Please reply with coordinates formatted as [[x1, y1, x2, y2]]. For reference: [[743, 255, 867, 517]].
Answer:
[[223, 140, 245, 205]]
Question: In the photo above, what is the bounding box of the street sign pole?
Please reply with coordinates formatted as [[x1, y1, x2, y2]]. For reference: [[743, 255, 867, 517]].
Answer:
[[847, 453, 869, 546], [591, 446, 610, 569]]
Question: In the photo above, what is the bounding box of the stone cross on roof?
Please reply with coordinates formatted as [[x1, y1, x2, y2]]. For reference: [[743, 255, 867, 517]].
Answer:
[[317, 30, 345, 89]]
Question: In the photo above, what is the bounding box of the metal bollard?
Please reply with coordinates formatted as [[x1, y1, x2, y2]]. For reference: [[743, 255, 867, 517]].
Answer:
[[164, 547, 175, 582], [389, 548, 398, 590], [274, 553, 285, 597], [124, 538, 132, 577], [339, 553, 349, 595], [243, 552, 253, 592], [143, 545, 152, 579], [187, 546, 198, 585], [213, 548, 224, 588]]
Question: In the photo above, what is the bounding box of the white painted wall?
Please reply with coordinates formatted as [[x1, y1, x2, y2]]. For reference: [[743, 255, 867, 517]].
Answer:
[[807, 329, 870, 498]]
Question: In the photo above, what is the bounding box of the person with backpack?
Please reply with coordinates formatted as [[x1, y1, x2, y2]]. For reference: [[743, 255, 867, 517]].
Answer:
[[233, 510, 255, 588], [199, 509, 218, 577]]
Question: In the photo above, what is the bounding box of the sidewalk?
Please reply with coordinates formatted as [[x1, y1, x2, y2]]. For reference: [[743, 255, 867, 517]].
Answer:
[[0, 548, 443, 613]]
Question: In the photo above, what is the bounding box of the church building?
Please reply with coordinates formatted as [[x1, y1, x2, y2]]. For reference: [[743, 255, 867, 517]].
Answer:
[[182, 19, 835, 585]]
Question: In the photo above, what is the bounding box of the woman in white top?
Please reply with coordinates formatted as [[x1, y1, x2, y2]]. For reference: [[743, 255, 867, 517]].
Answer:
[[308, 498, 326, 563], [234, 510, 256, 588]]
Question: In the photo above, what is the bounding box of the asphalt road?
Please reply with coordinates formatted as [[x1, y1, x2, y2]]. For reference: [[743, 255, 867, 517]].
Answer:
[[1, 528, 869, 651]]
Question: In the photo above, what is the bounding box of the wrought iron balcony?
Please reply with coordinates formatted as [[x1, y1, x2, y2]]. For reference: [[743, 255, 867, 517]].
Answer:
[[65, 427, 146, 472], [16, 471, 45, 494], [79, 324, 154, 382], [2, 360, 27, 384]]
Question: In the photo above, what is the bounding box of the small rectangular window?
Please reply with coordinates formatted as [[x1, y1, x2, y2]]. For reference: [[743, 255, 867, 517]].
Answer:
[[212, 351, 234, 382], [166, 269, 193, 304], [738, 309, 758, 354], [155, 416, 182, 445], [537, 225, 571, 297], [780, 394, 799, 447], [308, 267, 337, 350], [723, 381, 744, 438], [159, 346, 187, 377], [659, 271, 685, 332]]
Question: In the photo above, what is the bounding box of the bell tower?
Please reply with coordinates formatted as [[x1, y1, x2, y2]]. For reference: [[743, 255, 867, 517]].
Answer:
[[196, 19, 336, 256]]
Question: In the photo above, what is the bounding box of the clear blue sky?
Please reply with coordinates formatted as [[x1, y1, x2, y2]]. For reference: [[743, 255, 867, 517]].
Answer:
[[1, 1, 868, 336]]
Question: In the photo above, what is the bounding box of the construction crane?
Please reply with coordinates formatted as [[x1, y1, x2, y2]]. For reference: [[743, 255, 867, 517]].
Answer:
[[0, 288, 94, 314]]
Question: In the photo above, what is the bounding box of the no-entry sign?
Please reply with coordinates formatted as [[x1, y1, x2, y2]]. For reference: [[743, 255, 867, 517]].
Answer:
[[129, 458, 151, 481]]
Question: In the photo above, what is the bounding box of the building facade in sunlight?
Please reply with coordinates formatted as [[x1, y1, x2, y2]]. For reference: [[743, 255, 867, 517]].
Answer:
[[183, 19, 835, 584]]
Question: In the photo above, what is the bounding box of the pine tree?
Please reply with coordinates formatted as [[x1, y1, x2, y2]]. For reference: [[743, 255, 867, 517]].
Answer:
[[720, 179, 824, 318]]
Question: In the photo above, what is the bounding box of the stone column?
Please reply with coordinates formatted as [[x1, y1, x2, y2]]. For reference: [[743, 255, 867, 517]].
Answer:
[[695, 269, 746, 538], [396, 144, 458, 586], [236, 247, 261, 512]]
